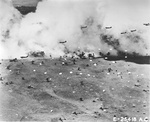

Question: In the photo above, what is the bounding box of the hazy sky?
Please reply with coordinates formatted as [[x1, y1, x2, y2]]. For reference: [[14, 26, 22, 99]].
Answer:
[[0, 0, 149, 59], [12, 0, 41, 6]]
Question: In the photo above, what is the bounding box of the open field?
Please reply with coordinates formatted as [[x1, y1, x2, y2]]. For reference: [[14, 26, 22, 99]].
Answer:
[[0, 57, 149, 121], [0, 1, 149, 121]]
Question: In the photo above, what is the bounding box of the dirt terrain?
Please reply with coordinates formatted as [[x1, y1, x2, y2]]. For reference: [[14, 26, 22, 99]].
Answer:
[[0, 57, 149, 122]]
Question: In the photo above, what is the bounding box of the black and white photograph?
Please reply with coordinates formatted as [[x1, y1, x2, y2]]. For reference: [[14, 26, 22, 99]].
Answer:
[[0, 0, 150, 121]]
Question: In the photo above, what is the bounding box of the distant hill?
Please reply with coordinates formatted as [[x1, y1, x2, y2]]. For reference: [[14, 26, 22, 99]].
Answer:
[[15, 6, 36, 15]]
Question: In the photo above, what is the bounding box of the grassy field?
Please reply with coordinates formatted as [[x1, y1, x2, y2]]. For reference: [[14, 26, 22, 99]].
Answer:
[[0, 57, 149, 121]]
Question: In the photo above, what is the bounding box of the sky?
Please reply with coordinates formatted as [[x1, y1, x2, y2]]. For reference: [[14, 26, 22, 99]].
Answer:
[[0, 0, 150, 59], [12, 0, 41, 6]]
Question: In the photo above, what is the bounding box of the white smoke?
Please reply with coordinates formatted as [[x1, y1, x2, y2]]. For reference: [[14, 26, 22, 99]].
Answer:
[[0, 0, 150, 59]]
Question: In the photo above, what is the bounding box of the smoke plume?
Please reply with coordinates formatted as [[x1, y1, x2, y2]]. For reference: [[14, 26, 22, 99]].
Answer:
[[0, 0, 150, 59]]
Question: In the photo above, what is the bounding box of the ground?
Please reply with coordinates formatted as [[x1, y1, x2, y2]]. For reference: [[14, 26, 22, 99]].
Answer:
[[0, 57, 149, 122]]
